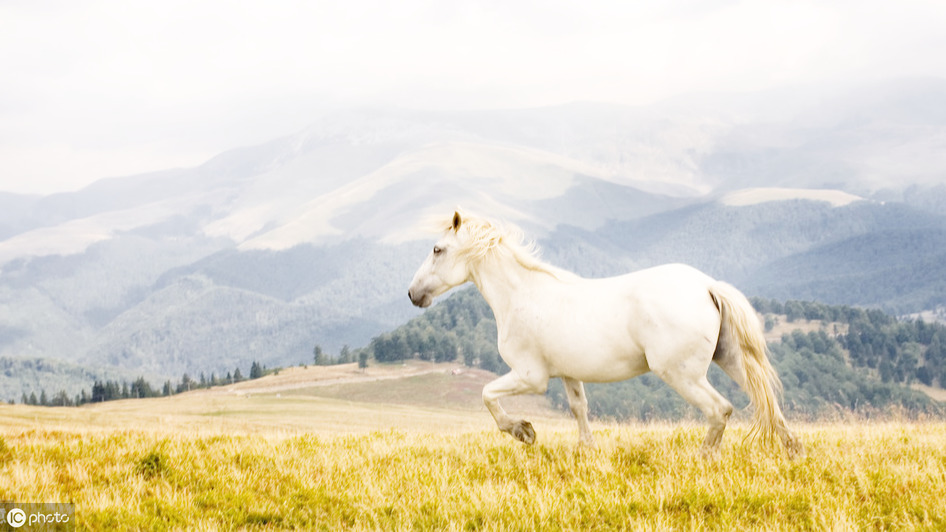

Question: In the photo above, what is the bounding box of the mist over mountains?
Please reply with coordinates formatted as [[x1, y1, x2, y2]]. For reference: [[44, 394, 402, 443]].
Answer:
[[1, 78, 945, 400]]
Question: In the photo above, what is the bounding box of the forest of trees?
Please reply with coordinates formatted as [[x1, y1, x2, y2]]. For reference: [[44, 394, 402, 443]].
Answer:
[[17, 361, 271, 407], [362, 288, 508, 373], [751, 297, 946, 389]]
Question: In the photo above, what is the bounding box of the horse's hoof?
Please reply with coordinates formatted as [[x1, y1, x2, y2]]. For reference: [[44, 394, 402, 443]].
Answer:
[[511, 420, 535, 445], [699, 445, 722, 460]]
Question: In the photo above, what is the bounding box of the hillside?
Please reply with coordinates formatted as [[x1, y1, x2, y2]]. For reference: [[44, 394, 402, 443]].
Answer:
[[552, 199, 946, 312], [225, 360, 555, 417], [0, 360, 565, 436]]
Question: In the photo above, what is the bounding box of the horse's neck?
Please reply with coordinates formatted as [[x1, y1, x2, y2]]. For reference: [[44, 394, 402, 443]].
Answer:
[[470, 253, 544, 319]]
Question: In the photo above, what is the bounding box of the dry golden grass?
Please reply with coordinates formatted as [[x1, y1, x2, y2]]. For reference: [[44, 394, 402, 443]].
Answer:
[[0, 390, 944, 530]]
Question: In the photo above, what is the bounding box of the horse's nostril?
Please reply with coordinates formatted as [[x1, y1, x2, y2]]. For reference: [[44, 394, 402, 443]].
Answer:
[[408, 289, 413, 302]]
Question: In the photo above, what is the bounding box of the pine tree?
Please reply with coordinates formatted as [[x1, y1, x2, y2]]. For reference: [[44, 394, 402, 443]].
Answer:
[[104, 381, 120, 401], [51, 390, 71, 407], [91, 381, 105, 402], [339, 345, 352, 364], [314, 345, 329, 365], [177, 373, 194, 393], [132, 377, 155, 399]]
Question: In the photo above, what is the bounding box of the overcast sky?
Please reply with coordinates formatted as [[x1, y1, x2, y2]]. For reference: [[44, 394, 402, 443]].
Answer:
[[2, 0, 945, 194]]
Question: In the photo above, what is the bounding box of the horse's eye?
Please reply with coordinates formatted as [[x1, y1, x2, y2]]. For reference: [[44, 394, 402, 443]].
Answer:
[[433, 246, 443, 255]]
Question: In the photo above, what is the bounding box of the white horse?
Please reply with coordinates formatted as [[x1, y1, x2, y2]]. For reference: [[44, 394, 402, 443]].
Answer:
[[408, 210, 803, 457]]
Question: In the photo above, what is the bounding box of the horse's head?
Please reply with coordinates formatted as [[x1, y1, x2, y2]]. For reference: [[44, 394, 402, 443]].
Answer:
[[408, 211, 472, 308]]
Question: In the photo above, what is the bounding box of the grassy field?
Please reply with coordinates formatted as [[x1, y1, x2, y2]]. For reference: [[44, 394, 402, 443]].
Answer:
[[0, 365, 944, 530]]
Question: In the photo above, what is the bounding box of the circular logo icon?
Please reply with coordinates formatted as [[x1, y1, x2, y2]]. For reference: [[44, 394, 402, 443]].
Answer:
[[6, 508, 26, 528]]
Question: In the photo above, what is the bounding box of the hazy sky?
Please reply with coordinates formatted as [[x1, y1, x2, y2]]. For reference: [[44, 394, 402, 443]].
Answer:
[[2, 0, 945, 194]]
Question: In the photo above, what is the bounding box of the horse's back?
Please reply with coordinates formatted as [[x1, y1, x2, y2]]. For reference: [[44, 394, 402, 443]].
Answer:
[[617, 262, 715, 288], [611, 262, 718, 327], [602, 263, 717, 312]]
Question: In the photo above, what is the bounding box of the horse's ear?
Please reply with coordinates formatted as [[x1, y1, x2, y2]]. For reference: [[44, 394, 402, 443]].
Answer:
[[452, 211, 462, 232]]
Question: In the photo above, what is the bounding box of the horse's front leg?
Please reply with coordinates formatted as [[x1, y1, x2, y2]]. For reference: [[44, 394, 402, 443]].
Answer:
[[482, 370, 547, 445]]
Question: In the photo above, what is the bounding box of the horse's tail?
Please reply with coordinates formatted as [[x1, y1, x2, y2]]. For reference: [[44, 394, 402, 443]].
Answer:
[[709, 282, 803, 456]]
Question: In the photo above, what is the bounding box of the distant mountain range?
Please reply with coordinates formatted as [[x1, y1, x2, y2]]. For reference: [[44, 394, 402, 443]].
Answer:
[[1, 77, 945, 401]]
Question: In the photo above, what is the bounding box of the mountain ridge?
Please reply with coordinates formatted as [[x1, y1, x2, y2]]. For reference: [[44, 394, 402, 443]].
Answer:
[[1, 78, 945, 396]]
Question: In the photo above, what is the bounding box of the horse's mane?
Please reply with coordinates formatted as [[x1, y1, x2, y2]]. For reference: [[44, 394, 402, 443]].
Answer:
[[442, 211, 577, 281]]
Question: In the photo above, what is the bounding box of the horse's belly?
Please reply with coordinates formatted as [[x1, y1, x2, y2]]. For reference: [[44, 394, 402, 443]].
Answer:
[[547, 348, 651, 383], [539, 315, 651, 383]]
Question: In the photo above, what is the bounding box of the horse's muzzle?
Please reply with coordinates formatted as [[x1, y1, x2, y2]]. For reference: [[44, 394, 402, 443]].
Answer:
[[408, 289, 431, 308]]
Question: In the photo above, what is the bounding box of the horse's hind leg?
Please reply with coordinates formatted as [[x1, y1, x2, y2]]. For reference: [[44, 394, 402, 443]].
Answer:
[[657, 372, 734, 457], [482, 371, 547, 445], [561, 377, 595, 447]]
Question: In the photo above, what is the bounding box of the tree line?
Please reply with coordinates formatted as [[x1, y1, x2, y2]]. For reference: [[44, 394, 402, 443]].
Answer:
[[18, 361, 272, 407], [311, 344, 369, 370], [303, 288, 506, 374]]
